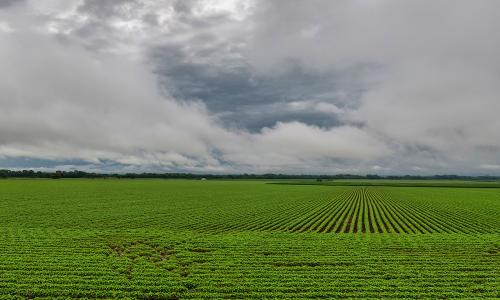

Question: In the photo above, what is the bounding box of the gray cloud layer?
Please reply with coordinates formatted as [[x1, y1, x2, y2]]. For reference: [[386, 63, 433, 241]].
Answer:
[[1, 0, 499, 174], [0, 0, 23, 8]]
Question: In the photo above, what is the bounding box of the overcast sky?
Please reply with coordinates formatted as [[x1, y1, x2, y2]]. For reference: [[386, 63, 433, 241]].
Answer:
[[1, 0, 500, 174]]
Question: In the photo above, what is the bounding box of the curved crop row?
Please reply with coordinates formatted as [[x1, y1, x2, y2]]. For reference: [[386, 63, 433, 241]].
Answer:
[[235, 187, 499, 234]]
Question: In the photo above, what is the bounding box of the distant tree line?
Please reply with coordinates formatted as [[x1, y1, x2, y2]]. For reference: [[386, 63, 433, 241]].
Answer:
[[0, 169, 498, 181]]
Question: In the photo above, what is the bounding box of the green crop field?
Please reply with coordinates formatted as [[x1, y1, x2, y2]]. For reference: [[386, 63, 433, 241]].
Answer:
[[0, 179, 499, 299]]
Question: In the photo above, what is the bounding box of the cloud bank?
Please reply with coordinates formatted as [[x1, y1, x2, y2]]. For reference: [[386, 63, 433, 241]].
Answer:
[[1, 0, 499, 174]]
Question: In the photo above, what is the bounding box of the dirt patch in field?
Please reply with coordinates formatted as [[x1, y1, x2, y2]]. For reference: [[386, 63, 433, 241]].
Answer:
[[189, 247, 211, 253]]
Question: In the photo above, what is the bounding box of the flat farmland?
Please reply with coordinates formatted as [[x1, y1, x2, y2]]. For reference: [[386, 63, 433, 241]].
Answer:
[[0, 180, 499, 299]]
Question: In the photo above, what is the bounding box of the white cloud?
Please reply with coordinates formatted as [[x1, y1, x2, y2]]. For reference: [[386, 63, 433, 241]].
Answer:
[[246, 0, 500, 174], [314, 102, 342, 114], [480, 164, 500, 170], [287, 100, 342, 115], [0, 21, 13, 33], [0, 30, 226, 165], [222, 122, 389, 169]]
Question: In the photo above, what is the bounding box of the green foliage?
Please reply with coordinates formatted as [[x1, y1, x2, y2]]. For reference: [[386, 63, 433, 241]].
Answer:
[[0, 180, 498, 298], [273, 179, 500, 188], [1, 168, 499, 181]]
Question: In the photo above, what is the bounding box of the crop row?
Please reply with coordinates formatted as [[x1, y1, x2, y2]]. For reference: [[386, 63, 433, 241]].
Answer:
[[1, 180, 498, 234], [0, 230, 498, 299], [192, 187, 498, 234]]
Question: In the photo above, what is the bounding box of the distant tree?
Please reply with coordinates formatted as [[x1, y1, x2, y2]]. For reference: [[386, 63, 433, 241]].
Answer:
[[51, 171, 62, 179]]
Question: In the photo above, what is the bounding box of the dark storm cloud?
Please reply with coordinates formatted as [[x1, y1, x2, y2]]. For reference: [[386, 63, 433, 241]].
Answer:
[[70, 0, 354, 131], [73, 0, 347, 130], [0, 0, 22, 8], [77, 0, 137, 18], [150, 44, 366, 130]]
